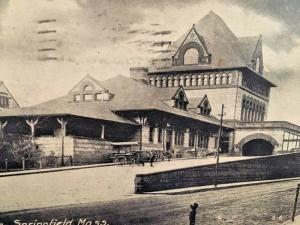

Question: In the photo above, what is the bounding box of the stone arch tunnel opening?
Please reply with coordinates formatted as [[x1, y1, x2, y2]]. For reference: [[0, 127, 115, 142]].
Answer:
[[242, 139, 274, 156]]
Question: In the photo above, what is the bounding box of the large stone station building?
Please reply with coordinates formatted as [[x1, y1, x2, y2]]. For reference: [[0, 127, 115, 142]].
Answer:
[[0, 11, 300, 164]]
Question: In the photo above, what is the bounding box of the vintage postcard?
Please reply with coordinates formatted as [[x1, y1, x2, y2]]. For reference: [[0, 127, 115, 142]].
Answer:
[[0, 0, 300, 224]]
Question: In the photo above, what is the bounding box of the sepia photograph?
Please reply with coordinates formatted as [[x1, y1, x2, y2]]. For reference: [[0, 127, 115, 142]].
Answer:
[[0, 0, 300, 224]]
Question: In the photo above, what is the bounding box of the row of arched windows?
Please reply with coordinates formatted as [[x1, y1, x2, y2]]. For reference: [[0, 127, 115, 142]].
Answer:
[[242, 76, 269, 97], [149, 73, 233, 88], [241, 96, 266, 122]]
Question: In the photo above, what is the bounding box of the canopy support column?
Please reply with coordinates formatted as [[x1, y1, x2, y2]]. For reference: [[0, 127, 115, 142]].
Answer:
[[57, 118, 68, 166]]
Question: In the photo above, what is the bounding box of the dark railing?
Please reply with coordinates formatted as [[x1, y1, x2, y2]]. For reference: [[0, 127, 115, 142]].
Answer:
[[0, 155, 73, 172]]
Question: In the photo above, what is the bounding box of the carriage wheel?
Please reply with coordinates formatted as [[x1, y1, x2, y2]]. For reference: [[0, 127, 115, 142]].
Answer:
[[129, 158, 136, 166], [115, 156, 127, 165]]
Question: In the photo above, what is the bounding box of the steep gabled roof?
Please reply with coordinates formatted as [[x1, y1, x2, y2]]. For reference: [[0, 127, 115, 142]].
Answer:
[[238, 36, 261, 66], [149, 11, 260, 72]]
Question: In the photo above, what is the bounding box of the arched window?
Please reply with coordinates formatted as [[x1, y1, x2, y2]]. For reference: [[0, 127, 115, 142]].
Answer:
[[150, 77, 155, 86], [167, 76, 173, 87], [174, 77, 179, 87], [228, 73, 233, 84], [203, 75, 208, 85], [83, 84, 93, 92], [183, 48, 199, 65], [156, 77, 161, 87], [209, 74, 214, 85], [197, 75, 203, 86], [221, 74, 228, 85], [215, 74, 220, 85], [185, 76, 191, 86], [191, 75, 197, 86], [162, 77, 167, 87], [179, 76, 185, 86]]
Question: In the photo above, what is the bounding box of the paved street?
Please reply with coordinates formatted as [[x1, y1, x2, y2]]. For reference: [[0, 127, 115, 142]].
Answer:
[[0, 156, 249, 212], [1, 179, 300, 225]]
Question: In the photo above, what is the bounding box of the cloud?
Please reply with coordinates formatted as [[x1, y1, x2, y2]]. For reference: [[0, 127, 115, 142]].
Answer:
[[0, 0, 299, 127]]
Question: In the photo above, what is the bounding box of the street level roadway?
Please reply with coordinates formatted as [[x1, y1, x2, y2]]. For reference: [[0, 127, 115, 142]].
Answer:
[[1, 179, 300, 225], [0, 157, 250, 212]]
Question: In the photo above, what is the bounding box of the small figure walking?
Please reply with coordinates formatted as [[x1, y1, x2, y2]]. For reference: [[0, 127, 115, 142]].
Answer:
[[149, 153, 156, 167], [189, 203, 198, 225]]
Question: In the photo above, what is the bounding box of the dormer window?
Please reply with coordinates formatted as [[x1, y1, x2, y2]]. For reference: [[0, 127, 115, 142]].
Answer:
[[198, 95, 211, 116], [174, 90, 188, 110]]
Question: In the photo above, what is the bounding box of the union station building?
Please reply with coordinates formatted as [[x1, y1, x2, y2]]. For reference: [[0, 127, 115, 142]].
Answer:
[[1, 11, 300, 163]]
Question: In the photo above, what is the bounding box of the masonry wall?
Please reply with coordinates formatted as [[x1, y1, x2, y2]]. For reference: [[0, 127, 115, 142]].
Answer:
[[36, 136, 74, 157], [234, 128, 284, 152], [73, 137, 113, 164], [36, 136, 114, 164], [135, 153, 300, 193]]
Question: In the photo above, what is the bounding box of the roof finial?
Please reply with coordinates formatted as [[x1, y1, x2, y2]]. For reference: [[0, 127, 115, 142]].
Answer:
[[192, 23, 195, 28]]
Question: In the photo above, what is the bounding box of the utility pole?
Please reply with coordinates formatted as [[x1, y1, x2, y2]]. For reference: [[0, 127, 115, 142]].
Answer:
[[214, 104, 225, 187]]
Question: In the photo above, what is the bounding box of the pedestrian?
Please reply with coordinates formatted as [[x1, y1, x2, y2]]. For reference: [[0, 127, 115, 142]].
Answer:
[[189, 203, 198, 225], [150, 153, 156, 167], [166, 151, 171, 161]]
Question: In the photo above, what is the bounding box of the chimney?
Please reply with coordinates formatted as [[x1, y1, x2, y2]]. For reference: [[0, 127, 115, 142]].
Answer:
[[130, 67, 148, 82]]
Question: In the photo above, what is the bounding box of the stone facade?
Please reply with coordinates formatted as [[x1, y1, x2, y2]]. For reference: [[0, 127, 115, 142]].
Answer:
[[36, 136, 114, 164]]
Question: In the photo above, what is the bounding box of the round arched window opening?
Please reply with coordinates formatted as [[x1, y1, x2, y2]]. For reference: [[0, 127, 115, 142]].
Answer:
[[83, 84, 93, 92], [183, 48, 199, 65]]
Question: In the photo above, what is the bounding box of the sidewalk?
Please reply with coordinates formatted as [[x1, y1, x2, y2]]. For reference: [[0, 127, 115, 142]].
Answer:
[[0, 162, 115, 177]]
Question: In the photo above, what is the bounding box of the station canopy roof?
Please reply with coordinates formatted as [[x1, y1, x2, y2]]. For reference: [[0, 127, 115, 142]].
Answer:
[[0, 75, 232, 128]]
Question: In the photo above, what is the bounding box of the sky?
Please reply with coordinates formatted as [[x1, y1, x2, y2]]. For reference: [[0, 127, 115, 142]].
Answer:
[[0, 0, 300, 124]]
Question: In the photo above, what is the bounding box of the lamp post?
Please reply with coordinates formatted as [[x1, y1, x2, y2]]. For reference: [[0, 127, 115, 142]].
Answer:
[[214, 104, 225, 187]]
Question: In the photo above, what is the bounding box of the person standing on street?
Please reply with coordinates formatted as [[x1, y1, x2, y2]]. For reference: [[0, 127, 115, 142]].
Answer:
[[189, 203, 199, 225], [150, 152, 156, 167]]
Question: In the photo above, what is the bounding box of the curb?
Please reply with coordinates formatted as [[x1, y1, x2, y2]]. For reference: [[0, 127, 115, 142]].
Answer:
[[145, 177, 300, 195], [0, 157, 230, 178], [0, 163, 116, 177]]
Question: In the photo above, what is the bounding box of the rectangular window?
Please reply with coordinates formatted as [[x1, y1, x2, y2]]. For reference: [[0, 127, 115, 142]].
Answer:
[[175, 130, 184, 146], [83, 94, 93, 101], [180, 131, 184, 146], [158, 128, 163, 143], [74, 94, 80, 102], [189, 132, 195, 147], [149, 127, 154, 142]]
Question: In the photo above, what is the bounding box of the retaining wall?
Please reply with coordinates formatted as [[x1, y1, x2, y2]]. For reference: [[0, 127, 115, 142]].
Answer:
[[135, 153, 300, 193]]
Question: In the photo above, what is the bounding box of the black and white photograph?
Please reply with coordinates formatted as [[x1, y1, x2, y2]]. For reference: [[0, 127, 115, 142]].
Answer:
[[0, 0, 300, 224]]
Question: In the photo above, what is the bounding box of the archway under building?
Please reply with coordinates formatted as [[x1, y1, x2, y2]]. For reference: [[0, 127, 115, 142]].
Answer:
[[238, 133, 279, 156]]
